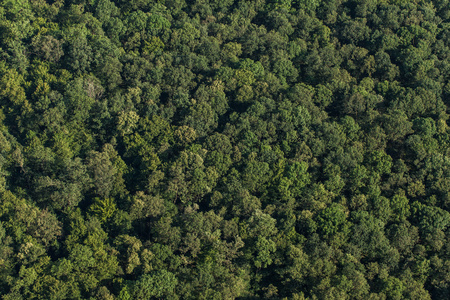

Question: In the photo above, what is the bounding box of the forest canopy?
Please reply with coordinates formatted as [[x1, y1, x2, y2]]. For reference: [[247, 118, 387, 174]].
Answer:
[[0, 0, 450, 299]]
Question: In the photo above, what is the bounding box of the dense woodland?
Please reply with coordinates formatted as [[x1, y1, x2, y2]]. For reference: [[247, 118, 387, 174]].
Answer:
[[0, 0, 450, 299]]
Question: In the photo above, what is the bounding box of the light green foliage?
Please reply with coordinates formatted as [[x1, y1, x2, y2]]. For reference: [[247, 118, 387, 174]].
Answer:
[[277, 161, 310, 199], [254, 236, 276, 268], [142, 36, 164, 55], [130, 191, 164, 219], [390, 192, 410, 222], [382, 276, 404, 300], [222, 42, 242, 63], [89, 197, 117, 223], [0, 68, 30, 111], [235, 69, 256, 87], [117, 111, 139, 136], [129, 270, 178, 299]]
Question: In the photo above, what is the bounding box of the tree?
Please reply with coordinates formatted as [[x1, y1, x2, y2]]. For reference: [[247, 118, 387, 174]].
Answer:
[[411, 201, 450, 234], [89, 197, 117, 223], [64, 26, 93, 74], [127, 270, 178, 299], [390, 191, 410, 222], [32, 35, 64, 63], [86, 150, 118, 198], [316, 203, 350, 240]]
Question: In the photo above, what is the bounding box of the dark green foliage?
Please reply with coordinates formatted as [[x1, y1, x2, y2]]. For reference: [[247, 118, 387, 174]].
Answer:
[[0, 0, 449, 298]]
